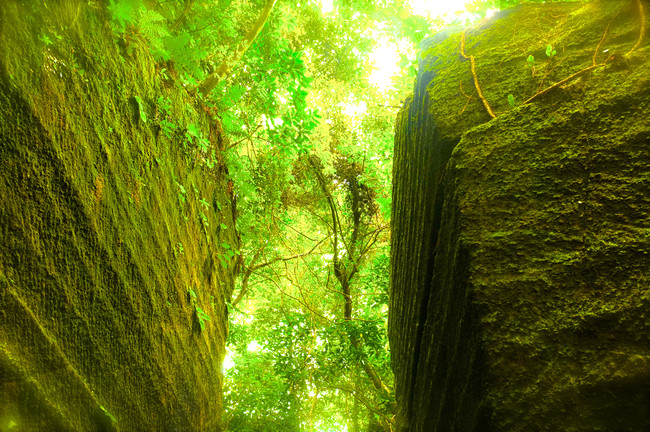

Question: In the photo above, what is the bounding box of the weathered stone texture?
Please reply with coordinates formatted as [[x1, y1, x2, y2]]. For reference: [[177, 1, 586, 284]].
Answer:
[[0, 2, 235, 431], [390, 1, 650, 431]]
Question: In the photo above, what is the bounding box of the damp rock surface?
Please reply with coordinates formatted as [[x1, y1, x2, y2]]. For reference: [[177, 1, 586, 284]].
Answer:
[[0, 2, 235, 431], [389, 1, 650, 431]]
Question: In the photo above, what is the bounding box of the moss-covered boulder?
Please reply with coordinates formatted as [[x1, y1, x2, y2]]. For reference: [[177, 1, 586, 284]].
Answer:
[[0, 2, 236, 431], [390, 1, 650, 430]]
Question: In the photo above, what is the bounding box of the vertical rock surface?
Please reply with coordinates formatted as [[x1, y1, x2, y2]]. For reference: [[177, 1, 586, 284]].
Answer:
[[390, 1, 650, 431], [0, 2, 235, 431]]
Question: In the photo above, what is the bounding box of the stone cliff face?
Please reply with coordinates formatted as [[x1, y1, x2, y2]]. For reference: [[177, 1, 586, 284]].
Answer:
[[0, 2, 235, 431], [390, 1, 650, 431]]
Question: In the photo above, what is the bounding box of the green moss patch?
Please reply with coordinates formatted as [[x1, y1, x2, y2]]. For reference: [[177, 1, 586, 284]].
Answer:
[[0, 2, 236, 431], [390, 1, 649, 430]]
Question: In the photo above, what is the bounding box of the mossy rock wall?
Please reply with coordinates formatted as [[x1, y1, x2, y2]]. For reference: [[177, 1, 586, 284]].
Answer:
[[0, 2, 236, 431], [390, 1, 650, 431]]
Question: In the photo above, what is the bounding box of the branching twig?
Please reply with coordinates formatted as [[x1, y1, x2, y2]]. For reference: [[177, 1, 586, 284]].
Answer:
[[593, 22, 611, 66], [231, 246, 263, 307], [458, 81, 474, 114], [523, 23, 615, 106], [460, 28, 497, 119], [171, 0, 195, 31], [279, 217, 319, 241], [232, 238, 326, 306], [226, 122, 264, 151], [626, 0, 646, 56], [322, 380, 394, 429], [309, 157, 348, 271], [197, 0, 278, 96], [251, 238, 326, 272], [258, 266, 331, 321]]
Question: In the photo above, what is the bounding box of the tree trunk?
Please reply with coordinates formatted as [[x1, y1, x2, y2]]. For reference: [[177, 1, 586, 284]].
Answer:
[[351, 385, 360, 432], [197, 0, 277, 96]]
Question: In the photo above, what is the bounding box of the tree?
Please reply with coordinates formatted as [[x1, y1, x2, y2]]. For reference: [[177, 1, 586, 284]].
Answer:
[[103, 0, 546, 429], [197, 0, 278, 96]]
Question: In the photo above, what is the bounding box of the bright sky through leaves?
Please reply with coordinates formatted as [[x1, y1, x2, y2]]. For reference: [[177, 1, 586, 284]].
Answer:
[[320, 0, 334, 14], [226, 1, 484, 429], [367, 0, 474, 93], [318, 0, 476, 100], [368, 38, 408, 93], [410, 0, 472, 18]]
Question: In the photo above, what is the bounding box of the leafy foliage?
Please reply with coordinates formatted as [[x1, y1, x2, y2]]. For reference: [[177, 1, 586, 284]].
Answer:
[[107, 0, 140, 32], [103, 0, 573, 429]]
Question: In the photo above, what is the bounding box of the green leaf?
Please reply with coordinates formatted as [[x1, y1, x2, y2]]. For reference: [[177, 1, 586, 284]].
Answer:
[[139, 8, 171, 60], [107, 0, 138, 32], [225, 85, 246, 104], [156, 96, 172, 115], [196, 306, 211, 321], [186, 123, 200, 138], [546, 44, 554, 57], [100, 405, 117, 423], [134, 96, 148, 123], [160, 119, 177, 138], [197, 136, 210, 152], [507, 94, 516, 108], [199, 211, 209, 226], [376, 197, 391, 220], [39, 34, 53, 45]]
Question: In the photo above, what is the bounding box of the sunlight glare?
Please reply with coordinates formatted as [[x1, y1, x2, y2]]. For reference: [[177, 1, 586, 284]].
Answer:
[[410, 0, 471, 19], [247, 340, 262, 352], [368, 0, 482, 93], [319, 0, 334, 15], [368, 40, 400, 93], [223, 351, 235, 371], [341, 100, 367, 118]]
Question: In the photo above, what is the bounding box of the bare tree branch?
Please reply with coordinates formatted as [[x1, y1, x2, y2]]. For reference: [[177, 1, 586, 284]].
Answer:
[[233, 237, 327, 307], [197, 0, 278, 96]]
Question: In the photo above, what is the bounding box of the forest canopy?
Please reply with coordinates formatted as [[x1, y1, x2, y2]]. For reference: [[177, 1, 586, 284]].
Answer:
[[100, 0, 584, 430]]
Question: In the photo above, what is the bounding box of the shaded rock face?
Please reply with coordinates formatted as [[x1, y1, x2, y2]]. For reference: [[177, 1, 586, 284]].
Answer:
[[389, 1, 650, 431], [0, 2, 235, 431]]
